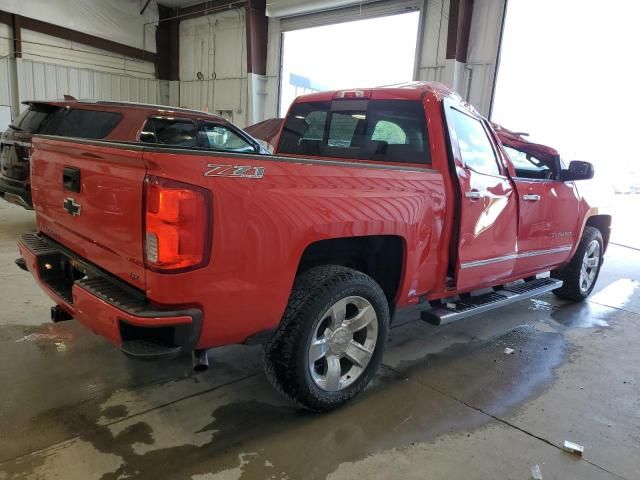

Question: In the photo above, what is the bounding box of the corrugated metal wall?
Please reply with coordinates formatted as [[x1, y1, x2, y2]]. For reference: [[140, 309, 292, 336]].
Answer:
[[16, 59, 162, 110], [0, 58, 11, 108], [0, 23, 11, 110], [178, 9, 248, 126]]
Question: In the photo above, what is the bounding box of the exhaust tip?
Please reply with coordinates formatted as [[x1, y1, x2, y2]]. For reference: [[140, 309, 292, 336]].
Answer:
[[192, 349, 209, 372]]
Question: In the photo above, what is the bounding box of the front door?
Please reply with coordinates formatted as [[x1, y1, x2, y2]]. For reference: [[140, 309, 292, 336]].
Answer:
[[500, 146, 581, 275], [444, 101, 519, 292]]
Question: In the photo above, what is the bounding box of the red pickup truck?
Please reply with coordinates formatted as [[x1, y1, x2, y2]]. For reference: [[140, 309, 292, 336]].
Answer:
[[17, 82, 610, 411]]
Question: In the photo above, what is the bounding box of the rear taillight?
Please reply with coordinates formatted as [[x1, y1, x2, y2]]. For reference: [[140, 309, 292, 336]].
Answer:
[[144, 176, 212, 273]]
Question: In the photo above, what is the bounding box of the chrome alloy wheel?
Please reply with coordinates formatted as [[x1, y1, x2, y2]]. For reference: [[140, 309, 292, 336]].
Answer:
[[580, 239, 600, 293], [308, 296, 378, 392]]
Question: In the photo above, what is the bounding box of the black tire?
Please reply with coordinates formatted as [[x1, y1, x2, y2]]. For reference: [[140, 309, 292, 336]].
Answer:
[[552, 227, 603, 301], [264, 265, 390, 412]]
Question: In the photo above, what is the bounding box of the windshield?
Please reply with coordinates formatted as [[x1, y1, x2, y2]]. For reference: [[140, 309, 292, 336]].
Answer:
[[278, 99, 429, 164]]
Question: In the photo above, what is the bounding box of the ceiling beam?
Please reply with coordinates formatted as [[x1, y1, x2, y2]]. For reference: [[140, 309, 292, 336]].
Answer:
[[0, 9, 156, 63], [174, 0, 248, 22], [12, 13, 22, 58], [156, 5, 180, 81], [446, 0, 474, 63], [245, 0, 267, 75], [0, 10, 11, 26]]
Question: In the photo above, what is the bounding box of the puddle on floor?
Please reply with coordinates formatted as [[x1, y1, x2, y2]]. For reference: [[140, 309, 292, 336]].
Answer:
[[550, 301, 613, 329], [529, 298, 558, 312]]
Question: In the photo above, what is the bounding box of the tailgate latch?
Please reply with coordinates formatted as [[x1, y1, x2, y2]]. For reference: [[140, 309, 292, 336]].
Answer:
[[63, 197, 82, 216]]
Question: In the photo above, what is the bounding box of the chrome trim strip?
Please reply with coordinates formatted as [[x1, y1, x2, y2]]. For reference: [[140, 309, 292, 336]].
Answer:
[[33, 135, 438, 174], [460, 254, 518, 269], [517, 245, 573, 258], [460, 245, 573, 270]]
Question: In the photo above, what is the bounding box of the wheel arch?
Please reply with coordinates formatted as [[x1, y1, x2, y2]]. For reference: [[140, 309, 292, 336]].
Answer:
[[585, 214, 612, 252], [296, 235, 406, 310]]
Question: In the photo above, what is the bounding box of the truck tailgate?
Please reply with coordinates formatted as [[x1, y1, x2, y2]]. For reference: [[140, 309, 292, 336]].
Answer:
[[31, 137, 146, 290]]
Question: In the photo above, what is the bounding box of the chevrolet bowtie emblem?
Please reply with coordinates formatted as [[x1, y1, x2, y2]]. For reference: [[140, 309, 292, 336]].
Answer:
[[63, 197, 81, 216]]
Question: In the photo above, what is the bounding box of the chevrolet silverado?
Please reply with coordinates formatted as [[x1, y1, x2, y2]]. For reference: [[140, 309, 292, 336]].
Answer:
[[17, 82, 610, 411]]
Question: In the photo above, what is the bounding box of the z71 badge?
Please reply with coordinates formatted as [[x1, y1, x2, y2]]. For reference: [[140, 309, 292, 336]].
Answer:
[[204, 164, 265, 179]]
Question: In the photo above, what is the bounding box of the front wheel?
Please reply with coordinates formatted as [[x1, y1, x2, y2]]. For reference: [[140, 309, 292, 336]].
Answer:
[[264, 265, 389, 412], [552, 226, 603, 301]]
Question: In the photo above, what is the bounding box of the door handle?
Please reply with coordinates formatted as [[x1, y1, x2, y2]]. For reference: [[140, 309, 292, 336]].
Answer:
[[63, 166, 81, 193], [522, 194, 541, 202], [465, 190, 483, 200]]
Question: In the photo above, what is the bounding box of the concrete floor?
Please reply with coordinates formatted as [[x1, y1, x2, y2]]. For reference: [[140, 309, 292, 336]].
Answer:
[[0, 199, 638, 480]]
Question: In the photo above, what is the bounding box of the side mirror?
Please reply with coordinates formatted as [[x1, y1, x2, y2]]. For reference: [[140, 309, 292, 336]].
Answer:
[[561, 161, 594, 181]]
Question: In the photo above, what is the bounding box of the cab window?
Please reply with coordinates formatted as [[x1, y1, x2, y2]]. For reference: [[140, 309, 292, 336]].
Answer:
[[140, 118, 198, 147], [278, 100, 429, 164], [200, 123, 255, 153], [448, 108, 501, 176], [503, 146, 555, 180], [371, 120, 408, 145]]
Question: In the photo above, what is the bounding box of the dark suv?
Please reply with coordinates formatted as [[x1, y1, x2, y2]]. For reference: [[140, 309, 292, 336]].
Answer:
[[0, 99, 263, 209]]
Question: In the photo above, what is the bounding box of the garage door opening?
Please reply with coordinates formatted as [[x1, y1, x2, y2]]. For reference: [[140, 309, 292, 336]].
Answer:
[[279, 11, 421, 115], [491, 0, 640, 250]]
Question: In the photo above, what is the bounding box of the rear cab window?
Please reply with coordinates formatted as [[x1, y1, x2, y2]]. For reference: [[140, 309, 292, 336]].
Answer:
[[278, 99, 430, 164]]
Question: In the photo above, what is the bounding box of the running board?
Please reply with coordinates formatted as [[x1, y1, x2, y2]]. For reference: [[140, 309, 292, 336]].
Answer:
[[421, 278, 563, 326]]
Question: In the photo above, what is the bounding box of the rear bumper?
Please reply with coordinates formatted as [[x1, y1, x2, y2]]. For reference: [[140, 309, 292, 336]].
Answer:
[[17, 232, 202, 359], [0, 176, 32, 209]]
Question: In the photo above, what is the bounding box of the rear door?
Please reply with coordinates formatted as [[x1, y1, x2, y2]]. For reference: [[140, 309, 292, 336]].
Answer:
[[31, 137, 147, 290], [444, 100, 519, 291]]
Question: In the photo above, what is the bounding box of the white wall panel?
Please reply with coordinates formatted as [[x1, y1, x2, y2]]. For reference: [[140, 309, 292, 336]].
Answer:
[[16, 59, 161, 111], [280, 0, 421, 30], [179, 9, 248, 126], [414, 0, 505, 117], [19, 30, 156, 79], [0, 0, 158, 53], [0, 58, 10, 107], [0, 23, 10, 58], [268, 0, 381, 17], [466, 0, 505, 117]]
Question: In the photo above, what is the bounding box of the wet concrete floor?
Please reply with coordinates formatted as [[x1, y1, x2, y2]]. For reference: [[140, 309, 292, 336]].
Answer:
[[0, 200, 638, 479]]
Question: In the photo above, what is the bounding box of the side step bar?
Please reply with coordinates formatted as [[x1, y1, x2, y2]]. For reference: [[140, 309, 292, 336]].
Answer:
[[421, 278, 563, 326]]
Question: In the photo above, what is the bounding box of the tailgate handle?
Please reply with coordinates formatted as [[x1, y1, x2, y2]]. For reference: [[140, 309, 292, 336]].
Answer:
[[63, 167, 81, 193]]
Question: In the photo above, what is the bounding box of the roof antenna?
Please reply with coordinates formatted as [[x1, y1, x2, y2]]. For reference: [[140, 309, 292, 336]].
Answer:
[[63, 94, 77, 101]]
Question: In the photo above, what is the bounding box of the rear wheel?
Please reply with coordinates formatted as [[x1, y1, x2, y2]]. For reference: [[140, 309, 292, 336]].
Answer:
[[264, 265, 389, 412], [552, 227, 603, 301]]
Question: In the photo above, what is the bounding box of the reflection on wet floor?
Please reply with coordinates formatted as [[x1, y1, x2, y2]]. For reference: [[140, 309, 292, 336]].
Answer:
[[590, 278, 640, 310], [529, 298, 558, 312], [0, 198, 639, 480]]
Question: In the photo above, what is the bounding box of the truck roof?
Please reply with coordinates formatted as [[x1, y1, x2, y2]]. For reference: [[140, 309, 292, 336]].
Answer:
[[291, 81, 460, 103], [21, 99, 227, 122]]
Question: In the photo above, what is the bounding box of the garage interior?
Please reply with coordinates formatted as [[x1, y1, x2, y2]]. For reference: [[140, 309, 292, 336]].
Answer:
[[0, 1, 638, 479]]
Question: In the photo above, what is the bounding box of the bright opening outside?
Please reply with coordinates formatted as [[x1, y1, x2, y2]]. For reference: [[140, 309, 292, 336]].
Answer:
[[279, 11, 421, 114], [279, 1, 639, 250]]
